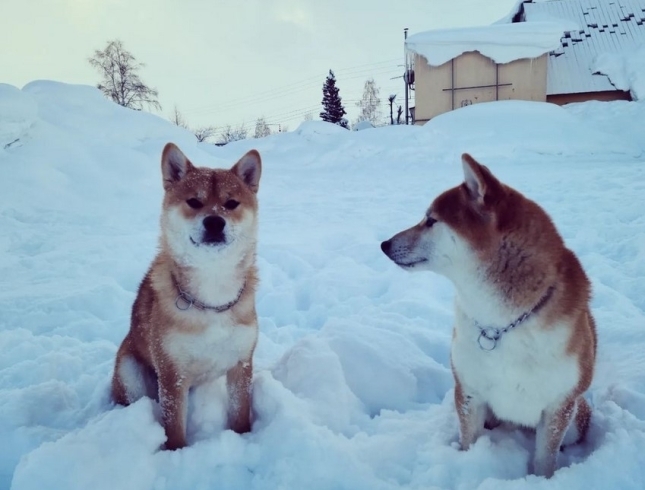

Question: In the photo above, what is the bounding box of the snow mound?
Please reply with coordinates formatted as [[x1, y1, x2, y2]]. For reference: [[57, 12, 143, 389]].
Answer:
[[422, 100, 642, 158], [0, 84, 38, 149], [592, 46, 645, 102], [23, 80, 197, 148], [406, 22, 565, 66], [1, 81, 645, 489], [353, 120, 375, 131], [295, 120, 348, 136]]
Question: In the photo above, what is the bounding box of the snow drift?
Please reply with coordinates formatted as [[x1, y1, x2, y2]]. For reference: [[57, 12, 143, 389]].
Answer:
[[1, 81, 645, 489]]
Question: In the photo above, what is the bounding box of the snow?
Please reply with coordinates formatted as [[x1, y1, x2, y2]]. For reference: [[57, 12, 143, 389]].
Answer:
[[0, 84, 37, 150], [294, 120, 348, 136], [353, 120, 375, 131], [405, 22, 566, 66], [421, 100, 642, 158], [593, 45, 645, 102], [2, 81, 645, 489]]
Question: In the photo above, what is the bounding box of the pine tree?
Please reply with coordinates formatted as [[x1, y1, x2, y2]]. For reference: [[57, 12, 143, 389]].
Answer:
[[320, 70, 348, 128]]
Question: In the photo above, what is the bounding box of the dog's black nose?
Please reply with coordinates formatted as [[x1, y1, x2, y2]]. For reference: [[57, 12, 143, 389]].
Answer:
[[203, 215, 226, 234], [381, 240, 392, 255]]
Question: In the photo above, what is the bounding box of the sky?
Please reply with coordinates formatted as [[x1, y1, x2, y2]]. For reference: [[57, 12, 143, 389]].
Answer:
[[1, 0, 518, 134]]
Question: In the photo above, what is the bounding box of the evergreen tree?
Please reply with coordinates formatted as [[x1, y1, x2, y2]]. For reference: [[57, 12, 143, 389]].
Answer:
[[320, 70, 348, 128]]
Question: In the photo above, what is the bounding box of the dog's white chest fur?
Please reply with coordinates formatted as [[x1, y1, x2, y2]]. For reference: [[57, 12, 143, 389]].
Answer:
[[451, 306, 579, 427], [164, 317, 257, 382]]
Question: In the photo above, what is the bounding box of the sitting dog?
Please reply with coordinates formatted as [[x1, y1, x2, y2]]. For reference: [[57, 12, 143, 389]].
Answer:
[[112, 143, 262, 449], [381, 154, 596, 477]]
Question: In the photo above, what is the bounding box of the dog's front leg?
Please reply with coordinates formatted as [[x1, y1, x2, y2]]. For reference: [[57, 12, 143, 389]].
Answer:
[[534, 399, 576, 478], [454, 379, 487, 450], [226, 359, 253, 434], [158, 366, 189, 450]]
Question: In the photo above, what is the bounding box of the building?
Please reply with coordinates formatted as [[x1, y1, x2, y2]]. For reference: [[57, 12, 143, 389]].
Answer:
[[406, 0, 645, 123], [518, 0, 645, 105], [405, 22, 564, 124]]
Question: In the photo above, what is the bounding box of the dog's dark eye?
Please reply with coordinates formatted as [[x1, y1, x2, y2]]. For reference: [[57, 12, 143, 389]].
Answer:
[[186, 198, 203, 209], [426, 217, 437, 227], [224, 199, 239, 210]]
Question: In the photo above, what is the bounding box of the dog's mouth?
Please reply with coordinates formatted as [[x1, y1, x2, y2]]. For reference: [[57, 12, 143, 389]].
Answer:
[[190, 235, 227, 247], [395, 258, 428, 268]]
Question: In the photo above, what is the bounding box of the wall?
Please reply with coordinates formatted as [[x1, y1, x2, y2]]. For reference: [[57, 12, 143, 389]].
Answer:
[[412, 52, 547, 123], [547, 90, 632, 105]]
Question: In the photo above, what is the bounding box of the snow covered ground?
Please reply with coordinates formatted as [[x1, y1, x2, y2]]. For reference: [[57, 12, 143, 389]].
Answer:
[[1, 81, 645, 490]]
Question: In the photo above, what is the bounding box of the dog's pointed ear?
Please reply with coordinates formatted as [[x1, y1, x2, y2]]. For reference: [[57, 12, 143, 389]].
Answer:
[[162, 143, 193, 191], [462, 153, 503, 205], [232, 149, 262, 193]]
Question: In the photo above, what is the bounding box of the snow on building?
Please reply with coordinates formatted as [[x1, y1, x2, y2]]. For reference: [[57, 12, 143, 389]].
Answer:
[[405, 22, 566, 123], [518, 0, 645, 104]]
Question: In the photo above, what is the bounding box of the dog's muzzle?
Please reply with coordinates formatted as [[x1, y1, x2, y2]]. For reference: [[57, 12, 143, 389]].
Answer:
[[201, 215, 226, 244]]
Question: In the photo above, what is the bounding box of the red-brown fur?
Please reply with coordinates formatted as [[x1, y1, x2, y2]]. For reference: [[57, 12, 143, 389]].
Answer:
[[112, 143, 261, 449]]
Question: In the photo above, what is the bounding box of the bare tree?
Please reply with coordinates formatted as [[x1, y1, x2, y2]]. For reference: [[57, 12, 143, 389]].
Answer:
[[218, 124, 248, 145], [170, 106, 216, 143], [388, 94, 396, 125], [254, 117, 271, 138], [170, 105, 188, 128], [303, 112, 313, 122], [89, 40, 161, 111], [355, 78, 382, 126], [194, 126, 217, 143]]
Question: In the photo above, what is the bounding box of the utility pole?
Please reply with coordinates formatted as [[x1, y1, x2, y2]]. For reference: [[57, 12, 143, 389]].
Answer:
[[404, 27, 409, 125]]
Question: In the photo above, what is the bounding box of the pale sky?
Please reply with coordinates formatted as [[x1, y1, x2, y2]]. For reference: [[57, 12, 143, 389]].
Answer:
[[1, 0, 517, 134]]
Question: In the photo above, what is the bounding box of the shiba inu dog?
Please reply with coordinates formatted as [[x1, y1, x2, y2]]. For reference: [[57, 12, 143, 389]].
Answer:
[[381, 154, 596, 478], [112, 143, 262, 450]]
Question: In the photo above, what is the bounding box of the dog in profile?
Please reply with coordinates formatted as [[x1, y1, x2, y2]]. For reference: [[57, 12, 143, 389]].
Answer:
[[381, 154, 596, 478], [112, 143, 262, 449]]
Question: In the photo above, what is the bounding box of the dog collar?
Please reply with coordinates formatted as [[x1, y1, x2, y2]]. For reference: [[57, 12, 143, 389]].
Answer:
[[171, 274, 246, 313], [476, 286, 555, 351]]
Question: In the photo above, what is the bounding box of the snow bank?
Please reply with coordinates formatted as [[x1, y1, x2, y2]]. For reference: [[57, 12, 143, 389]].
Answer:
[[405, 22, 565, 66], [593, 46, 645, 102], [1, 81, 645, 489], [353, 120, 375, 131], [295, 120, 348, 136], [23, 80, 197, 148], [0, 84, 37, 149], [421, 100, 642, 158]]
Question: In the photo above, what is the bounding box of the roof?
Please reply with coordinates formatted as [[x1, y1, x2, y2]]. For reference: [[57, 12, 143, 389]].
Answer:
[[521, 0, 645, 95], [405, 21, 565, 66]]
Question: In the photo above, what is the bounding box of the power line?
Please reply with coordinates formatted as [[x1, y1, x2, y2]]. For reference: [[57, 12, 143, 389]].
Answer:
[[185, 66, 401, 118], [182, 60, 402, 117], [184, 58, 400, 114], [193, 67, 405, 131]]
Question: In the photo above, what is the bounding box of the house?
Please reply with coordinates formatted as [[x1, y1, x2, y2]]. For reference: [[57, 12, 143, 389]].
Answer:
[[406, 0, 645, 123], [405, 22, 565, 124], [517, 0, 645, 105]]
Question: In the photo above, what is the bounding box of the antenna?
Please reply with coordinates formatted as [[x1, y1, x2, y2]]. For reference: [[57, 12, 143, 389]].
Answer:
[[404, 28, 409, 124]]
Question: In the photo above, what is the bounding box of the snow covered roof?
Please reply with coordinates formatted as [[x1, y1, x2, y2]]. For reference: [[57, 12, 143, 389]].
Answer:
[[521, 0, 645, 95], [405, 21, 566, 66]]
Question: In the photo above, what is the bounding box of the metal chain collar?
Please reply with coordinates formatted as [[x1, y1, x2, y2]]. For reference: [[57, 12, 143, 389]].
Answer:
[[172, 274, 246, 313], [476, 286, 555, 351]]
